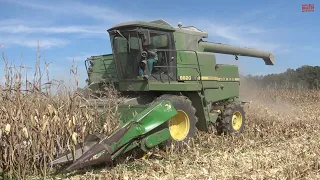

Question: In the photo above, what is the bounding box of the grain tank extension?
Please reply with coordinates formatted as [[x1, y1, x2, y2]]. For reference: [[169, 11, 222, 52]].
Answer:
[[51, 20, 275, 172]]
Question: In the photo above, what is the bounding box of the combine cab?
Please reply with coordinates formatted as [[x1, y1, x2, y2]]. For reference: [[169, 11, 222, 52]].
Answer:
[[51, 19, 274, 172]]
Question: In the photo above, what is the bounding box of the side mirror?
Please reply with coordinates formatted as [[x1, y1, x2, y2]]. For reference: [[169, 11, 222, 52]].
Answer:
[[139, 30, 151, 46]]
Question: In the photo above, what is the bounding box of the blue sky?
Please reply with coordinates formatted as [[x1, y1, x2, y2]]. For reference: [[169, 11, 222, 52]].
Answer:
[[0, 0, 319, 88]]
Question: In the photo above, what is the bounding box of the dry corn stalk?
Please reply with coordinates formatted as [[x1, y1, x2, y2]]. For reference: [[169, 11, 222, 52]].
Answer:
[[0, 49, 121, 179]]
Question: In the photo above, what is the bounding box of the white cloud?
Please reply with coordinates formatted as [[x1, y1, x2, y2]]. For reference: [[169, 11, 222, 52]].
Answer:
[[195, 22, 281, 53], [165, 16, 284, 54], [2, 0, 132, 23], [206, 23, 242, 41], [66, 54, 93, 62], [0, 19, 27, 26], [0, 25, 107, 35], [302, 46, 320, 52], [70, 2, 134, 22], [1, 0, 58, 11], [232, 39, 280, 52], [47, 61, 88, 89], [27, 39, 67, 48], [0, 36, 68, 48]]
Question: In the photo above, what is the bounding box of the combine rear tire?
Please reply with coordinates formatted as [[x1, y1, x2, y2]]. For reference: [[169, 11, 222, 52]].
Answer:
[[217, 103, 246, 135], [154, 94, 198, 150]]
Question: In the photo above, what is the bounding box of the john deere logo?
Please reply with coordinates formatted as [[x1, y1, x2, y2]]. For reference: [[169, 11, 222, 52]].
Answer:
[[164, 103, 172, 112], [91, 150, 105, 160]]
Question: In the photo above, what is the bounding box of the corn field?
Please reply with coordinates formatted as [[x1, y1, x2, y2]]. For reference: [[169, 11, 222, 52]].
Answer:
[[1, 47, 320, 179], [0, 48, 121, 179]]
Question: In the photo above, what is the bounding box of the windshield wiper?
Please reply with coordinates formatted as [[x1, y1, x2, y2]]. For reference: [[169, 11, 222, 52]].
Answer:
[[116, 30, 131, 51]]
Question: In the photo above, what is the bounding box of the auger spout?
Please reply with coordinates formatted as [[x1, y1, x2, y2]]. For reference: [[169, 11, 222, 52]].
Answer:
[[199, 41, 275, 65]]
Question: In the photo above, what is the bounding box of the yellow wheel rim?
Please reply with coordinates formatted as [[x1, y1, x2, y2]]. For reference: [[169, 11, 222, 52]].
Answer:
[[232, 111, 243, 131], [168, 110, 190, 141]]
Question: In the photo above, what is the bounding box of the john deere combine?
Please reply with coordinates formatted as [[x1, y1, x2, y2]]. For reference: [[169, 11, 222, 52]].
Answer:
[[50, 20, 274, 172]]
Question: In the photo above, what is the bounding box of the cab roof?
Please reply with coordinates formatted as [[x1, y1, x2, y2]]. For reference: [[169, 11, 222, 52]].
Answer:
[[107, 19, 208, 38], [107, 19, 175, 31]]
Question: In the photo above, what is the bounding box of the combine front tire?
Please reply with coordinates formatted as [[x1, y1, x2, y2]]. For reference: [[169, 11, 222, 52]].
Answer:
[[217, 103, 246, 135], [155, 94, 198, 150]]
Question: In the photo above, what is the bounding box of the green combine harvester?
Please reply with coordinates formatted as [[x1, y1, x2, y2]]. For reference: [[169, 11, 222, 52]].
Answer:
[[50, 20, 274, 172]]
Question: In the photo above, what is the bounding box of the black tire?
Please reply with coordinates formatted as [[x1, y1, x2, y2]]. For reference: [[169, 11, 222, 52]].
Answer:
[[216, 103, 246, 135], [153, 94, 198, 150]]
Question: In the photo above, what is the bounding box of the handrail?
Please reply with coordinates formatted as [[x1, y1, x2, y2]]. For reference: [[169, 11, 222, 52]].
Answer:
[[84, 59, 91, 82]]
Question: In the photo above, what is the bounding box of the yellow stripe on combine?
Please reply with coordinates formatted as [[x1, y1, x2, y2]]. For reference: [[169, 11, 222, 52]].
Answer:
[[196, 76, 219, 81], [178, 76, 240, 82]]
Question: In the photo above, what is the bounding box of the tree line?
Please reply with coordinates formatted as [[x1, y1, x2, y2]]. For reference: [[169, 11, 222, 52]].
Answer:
[[242, 65, 320, 89]]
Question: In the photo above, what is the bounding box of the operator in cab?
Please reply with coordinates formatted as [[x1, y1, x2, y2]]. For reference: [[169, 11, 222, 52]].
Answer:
[[139, 47, 158, 77]]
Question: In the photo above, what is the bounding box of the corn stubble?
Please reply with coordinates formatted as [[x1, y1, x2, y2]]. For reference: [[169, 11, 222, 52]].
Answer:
[[1, 49, 320, 179]]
